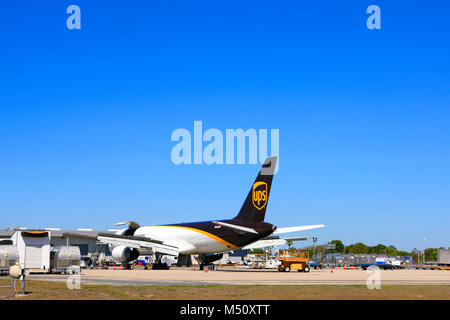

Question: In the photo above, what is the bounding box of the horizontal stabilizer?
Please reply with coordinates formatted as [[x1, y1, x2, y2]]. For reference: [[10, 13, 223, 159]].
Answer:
[[242, 236, 309, 250], [273, 224, 325, 234], [212, 221, 258, 234], [242, 239, 289, 249], [284, 236, 309, 242]]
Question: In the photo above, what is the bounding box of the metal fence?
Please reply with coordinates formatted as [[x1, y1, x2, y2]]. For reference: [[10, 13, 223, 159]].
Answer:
[[319, 253, 411, 268]]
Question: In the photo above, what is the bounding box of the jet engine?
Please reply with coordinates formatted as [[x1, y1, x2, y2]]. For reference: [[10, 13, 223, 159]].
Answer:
[[111, 246, 139, 263]]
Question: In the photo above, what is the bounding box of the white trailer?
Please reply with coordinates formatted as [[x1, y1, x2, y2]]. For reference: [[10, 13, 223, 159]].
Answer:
[[437, 249, 450, 265], [0, 245, 18, 275], [50, 246, 81, 274], [11, 230, 51, 272]]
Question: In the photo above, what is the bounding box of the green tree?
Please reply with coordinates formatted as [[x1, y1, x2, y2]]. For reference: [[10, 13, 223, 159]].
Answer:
[[368, 244, 388, 254], [250, 248, 265, 254], [386, 245, 398, 256], [424, 248, 437, 262], [411, 248, 421, 264], [345, 242, 369, 254], [328, 240, 344, 253]]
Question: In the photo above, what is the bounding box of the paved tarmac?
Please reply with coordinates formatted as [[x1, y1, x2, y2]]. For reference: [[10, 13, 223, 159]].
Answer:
[[27, 267, 450, 286]]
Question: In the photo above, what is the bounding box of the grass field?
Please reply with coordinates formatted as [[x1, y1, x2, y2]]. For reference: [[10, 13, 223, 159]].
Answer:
[[0, 279, 449, 300]]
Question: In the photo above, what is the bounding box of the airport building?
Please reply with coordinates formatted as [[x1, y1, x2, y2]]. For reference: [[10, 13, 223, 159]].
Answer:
[[0, 228, 114, 259]]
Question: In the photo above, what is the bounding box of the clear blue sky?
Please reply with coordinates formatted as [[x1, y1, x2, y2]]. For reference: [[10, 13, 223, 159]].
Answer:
[[0, 1, 449, 251]]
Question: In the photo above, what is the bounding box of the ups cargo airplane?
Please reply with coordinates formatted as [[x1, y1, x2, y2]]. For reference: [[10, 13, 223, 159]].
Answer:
[[96, 157, 325, 269]]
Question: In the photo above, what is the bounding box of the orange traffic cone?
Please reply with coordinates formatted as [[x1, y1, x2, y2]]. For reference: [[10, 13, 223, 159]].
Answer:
[[193, 265, 195, 271], [330, 267, 334, 273], [344, 265, 347, 270], [113, 265, 116, 270], [205, 265, 208, 272], [350, 266, 355, 270]]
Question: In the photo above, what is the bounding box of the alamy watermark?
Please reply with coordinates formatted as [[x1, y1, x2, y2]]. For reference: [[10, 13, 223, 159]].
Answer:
[[366, 265, 381, 289], [171, 121, 279, 173], [66, 274, 81, 290], [66, 5, 81, 30], [366, 5, 381, 30], [65, 5, 379, 31]]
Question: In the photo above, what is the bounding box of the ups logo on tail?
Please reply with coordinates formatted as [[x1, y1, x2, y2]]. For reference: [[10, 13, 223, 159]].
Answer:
[[252, 181, 267, 210]]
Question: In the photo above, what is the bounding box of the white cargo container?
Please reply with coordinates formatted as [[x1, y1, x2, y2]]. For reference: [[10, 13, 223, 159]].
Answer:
[[11, 230, 51, 272], [437, 249, 450, 265], [0, 245, 18, 275], [50, 246, 81, 274]]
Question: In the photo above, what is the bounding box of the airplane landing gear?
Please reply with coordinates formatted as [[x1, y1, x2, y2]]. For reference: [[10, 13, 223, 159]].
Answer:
[[152, 263, 169, 270], [152, 253, 170, 270], [123, 263, 132, 270]]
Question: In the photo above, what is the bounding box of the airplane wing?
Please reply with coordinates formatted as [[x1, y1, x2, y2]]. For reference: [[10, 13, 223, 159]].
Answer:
[[96, 233, 179, 256], [273, 224, 325, 234], [241, 236, 309, 250]]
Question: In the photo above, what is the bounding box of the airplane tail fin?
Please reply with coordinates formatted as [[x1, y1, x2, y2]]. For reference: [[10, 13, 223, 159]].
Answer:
[[233, 156, 277, 223]]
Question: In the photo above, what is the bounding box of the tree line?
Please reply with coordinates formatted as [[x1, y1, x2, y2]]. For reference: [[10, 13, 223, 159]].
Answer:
[[300, 240, 448, 262], [250, 240, 448, 262]]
